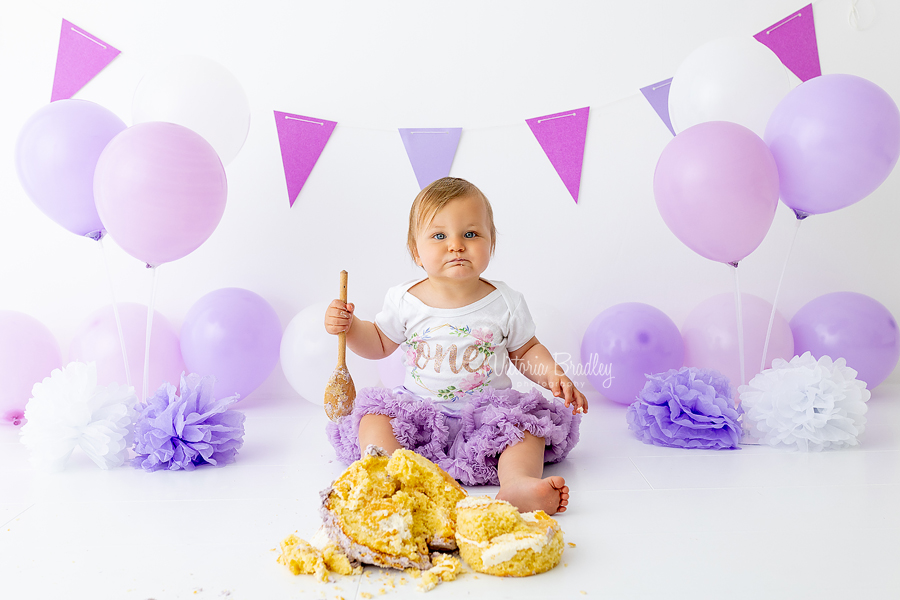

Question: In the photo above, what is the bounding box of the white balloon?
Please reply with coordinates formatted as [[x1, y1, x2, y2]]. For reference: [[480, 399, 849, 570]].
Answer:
[[280, 302, 379, 406], [132, 55, 250, 165], [668, 37, 793, 137]]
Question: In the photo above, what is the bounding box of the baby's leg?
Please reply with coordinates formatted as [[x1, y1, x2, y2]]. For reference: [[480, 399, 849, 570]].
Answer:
[[496, 431, 569, 515], [358, 413, 402, 454]]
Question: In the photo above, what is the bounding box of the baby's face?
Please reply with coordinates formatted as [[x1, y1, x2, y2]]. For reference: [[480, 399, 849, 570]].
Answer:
[[414, 194, 493, 284]]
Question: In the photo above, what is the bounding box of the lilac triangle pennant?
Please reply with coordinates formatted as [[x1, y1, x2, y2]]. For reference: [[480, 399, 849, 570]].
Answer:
[[754, 4, 821, 82], [51, 19, 121, 102], [525, 107, 590, 203], [274, 111, 337, 207], [640, 78, 676, 136], [398, 128, 462, 189]]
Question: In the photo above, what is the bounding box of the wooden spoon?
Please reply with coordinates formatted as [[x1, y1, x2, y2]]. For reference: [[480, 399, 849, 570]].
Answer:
[[324, 270, 356, 421]]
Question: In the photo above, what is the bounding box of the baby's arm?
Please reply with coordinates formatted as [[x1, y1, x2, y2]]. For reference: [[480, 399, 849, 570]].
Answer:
[[324, 300, 399, 360], [509, 337, 588, 415]]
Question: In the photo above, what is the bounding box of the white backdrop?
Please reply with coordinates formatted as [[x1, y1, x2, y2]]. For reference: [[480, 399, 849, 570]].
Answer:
[[1, 0, 898, 405]]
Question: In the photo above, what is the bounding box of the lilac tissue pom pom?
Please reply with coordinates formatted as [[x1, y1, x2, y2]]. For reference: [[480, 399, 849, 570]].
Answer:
[[626, 367, 742, 450], [132, 373, 245, 471]]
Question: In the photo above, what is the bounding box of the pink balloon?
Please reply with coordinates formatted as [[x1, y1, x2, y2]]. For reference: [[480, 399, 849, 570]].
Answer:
[[377, 348, 406, 389], [682, 293, 794, 387], [765, 74, 900, 215], [94, 122, 227, 267], [653, 121, 780, 264], [180, 288, 283, 401], [0, 311, 63, 426], [69, 303, 185, 397]]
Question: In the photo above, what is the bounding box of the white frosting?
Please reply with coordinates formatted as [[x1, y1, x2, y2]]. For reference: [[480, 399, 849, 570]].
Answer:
[[456, 496, 494, 509], [309, 525, 331, 550], [457, 527, 555, 568], [375, 511, 411, 540]]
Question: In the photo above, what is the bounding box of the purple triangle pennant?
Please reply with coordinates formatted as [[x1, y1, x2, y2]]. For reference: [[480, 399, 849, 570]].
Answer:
[[398, 128, 462, 189], [640, 78, 676, 136], [754, 4, 821, 82], [526, 107, 590, 203], [51, 19, 121, 102], [274, 111, 337, 207]]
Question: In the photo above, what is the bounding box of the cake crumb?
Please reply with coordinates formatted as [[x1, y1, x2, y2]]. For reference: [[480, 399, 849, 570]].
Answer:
[[360, 594, 372, 599], [568, 542, 577, 548]]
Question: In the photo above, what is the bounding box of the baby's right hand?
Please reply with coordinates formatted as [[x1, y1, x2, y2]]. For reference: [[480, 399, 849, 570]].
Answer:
[[324, 299, 355, 335]]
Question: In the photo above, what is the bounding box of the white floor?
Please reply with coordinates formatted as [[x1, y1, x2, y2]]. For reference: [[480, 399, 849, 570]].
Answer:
[[3, 384, 900, 600]]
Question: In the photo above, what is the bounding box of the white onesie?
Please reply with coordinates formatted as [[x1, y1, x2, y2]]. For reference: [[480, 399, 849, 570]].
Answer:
[[375, 278, 536, 410]]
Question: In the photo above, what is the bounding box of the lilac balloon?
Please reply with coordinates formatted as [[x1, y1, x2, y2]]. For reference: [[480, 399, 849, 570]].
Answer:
[[94, 122, 227, 267], [790, 292, 900, 388], [377, 348, 407, 389], [69, 303, 185, 396], [580, 303, 684, 405], [682, 293, 794, 387], [15, 99, 126, 239], [654, 121, 780, 264], [765, 74, 900, 215], [180, 288, 282, 401], [0, 311, 63, 426]]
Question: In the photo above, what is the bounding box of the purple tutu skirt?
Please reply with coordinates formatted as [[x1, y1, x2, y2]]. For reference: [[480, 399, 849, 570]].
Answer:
[[327, 386, 581, 486]]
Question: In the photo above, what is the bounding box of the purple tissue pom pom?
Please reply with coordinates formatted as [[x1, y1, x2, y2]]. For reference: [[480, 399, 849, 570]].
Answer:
[[132, 373, 245, 471], [626, 367, 742, 450]]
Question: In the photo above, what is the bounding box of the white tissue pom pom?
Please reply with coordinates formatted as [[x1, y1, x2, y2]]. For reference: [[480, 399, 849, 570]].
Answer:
[[738, 352, 870, 451], [20, 362, 137, 470]]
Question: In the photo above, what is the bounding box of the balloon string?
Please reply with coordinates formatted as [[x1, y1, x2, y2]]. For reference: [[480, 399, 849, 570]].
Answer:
[[760, 218, 804, 373], [731, 263, 746, 386], [99, 237, 131, 387], [142, 266, 159, 401]]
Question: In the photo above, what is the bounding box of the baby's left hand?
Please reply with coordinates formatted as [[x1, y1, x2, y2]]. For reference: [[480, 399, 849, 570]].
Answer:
[[547, 372, 588, 415]]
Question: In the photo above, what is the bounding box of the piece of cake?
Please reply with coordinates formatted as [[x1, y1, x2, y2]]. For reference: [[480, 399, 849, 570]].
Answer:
[[415, 552, 462, 592], [455, 496, 565, 577], [277, 534, 330, 582], [321, 446, 468, 570], [277, 532, 363, 582]]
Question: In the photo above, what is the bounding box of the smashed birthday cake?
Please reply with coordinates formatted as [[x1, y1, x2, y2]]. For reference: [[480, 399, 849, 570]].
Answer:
[[278, 446, 565, 587], [321, 445, 467, 570], [455, 495, 565, 577]]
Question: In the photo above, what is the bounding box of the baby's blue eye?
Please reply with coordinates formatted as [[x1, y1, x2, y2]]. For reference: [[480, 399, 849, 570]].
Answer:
[[465, 231, 476, 238], [433, 233, 446, 240]]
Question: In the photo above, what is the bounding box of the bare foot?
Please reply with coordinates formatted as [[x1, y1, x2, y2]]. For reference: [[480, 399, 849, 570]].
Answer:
[[496, 475, 569, 515]]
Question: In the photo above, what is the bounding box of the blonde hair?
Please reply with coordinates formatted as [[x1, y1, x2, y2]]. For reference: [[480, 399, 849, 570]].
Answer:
[[407, 177, 497, 261]]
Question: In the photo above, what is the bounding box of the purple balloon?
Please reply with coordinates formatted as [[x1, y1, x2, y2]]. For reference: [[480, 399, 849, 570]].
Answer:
[[94, 122, 227, 267], [790, 292, 900, 389], [654, 121, 780, 264], [377, 348, 406, 389], [580, 303, 685, 405], [15, 99, 126, 239], [180, 288, 283, 401], [765, 74, 900, 215], [0, 311, 63, 426]]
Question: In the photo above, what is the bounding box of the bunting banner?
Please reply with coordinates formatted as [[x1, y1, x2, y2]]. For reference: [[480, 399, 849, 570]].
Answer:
[[398, 128, 462, 189], [273, 111, 337, 207], [526, 107, 590, 203], [51, 19, 120, 102], [754, 3, 821, 82], [640, 78, 676, 136]]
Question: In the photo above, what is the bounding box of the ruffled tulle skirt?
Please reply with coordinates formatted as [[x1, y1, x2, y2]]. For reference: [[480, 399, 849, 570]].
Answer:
[[327, 386, 581, 486]]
